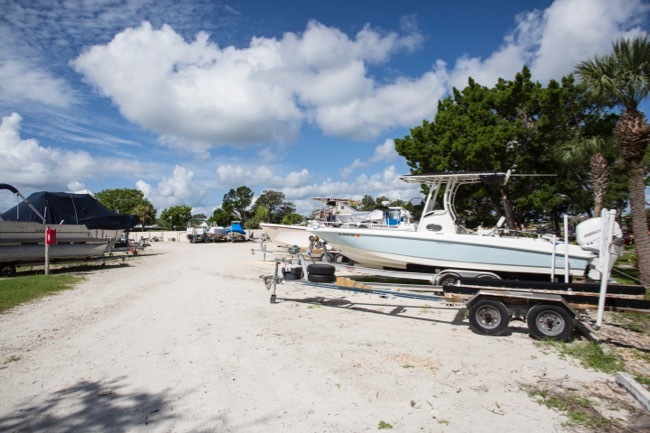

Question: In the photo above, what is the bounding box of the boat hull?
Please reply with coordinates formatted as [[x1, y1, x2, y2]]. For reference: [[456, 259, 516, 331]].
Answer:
[[0, 221, 110, 265], [260, 223, 311, 248], [208, 227, 228, 240], [308, 227, 594, 278]]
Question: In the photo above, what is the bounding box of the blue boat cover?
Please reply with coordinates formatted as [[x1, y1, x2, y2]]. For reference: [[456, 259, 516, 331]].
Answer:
[[1, 190, 139, 230], [227, 221, 246, 235]]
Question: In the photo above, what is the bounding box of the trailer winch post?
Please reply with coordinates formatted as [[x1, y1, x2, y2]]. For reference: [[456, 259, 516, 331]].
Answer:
[[550, 234, 556, 282], [563, 214, 570, 283], [596, 209, 617, 327]]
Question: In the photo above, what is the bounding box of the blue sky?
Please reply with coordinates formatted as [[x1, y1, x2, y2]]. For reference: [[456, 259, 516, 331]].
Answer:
[[0, 0, 648, 216]]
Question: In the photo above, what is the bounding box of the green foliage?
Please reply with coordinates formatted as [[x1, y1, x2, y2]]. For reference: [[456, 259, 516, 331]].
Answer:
[[610, 310, 650, 334], [281, 213, 305, 225], [394, 67, 616, 230], [222, 186, 254, 222], [95, 188, 151, 216], [575, 35, 650, 111], [132, 201, 157, 228], [247, 206, 270, 229], [95, 188, 156, 228], [209, 208, 231, 227], [359, 195, 376, 211], [526, 386, 612, 430], [543, 340, 625, 373], [253, 190, 297, 223], [0, 274, 81, 313], [377, 421, 393, 430], [575, 35, 650, 285], [159, 205, 192, 230]]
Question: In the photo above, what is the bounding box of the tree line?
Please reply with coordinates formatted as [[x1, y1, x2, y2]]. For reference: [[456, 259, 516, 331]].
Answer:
[[94, 186, 417, 232]]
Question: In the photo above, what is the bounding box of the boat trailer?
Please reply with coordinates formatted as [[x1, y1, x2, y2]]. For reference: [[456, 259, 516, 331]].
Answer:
[[260, 252, 649, 342]]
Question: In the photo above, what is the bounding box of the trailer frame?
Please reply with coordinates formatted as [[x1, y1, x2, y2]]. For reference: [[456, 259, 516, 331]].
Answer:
[[260, 252, 649, 342]]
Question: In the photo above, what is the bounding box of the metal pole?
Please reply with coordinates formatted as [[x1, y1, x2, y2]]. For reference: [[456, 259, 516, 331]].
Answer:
[[596, 209, 616, 327], [550, 235, 556, 281], [564, 214, 569, 282], [44, 227, 50, 275]]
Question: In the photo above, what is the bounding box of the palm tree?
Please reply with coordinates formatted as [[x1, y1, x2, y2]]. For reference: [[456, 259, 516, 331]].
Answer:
[[557, 135, 618, 216], [576, 36, 650, 286], [132, 202, 156, 234]]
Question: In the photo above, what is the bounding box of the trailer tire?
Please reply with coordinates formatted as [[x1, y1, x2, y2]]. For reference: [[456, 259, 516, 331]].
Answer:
[[322, 253, 334, 263], [307, 273, 337, 283], [526, 304, 574, 341], [437, 273, 461, 287], [1, 264, 16, 277], [307, 264, 335, 275], [468, 299, 509, 336]]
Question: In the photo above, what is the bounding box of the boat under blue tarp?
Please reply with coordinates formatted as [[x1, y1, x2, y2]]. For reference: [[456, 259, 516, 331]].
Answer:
[[0, 186, 139, 230]]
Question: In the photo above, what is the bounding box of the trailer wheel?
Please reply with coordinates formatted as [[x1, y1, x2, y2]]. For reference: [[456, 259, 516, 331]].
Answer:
[[307, 273, 337, 283], [307, 264, 335, 275], [526, 304, 574, 341], [334, 254, 348, 263], [1, 264, 16, 277], [468, 299, 509, 335], [437, 273, 461, 287], [322, 253, 334, 262]]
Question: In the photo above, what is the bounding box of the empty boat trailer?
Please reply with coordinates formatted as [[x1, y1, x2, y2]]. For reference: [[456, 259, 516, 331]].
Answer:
[[260, 253, 649, 342]]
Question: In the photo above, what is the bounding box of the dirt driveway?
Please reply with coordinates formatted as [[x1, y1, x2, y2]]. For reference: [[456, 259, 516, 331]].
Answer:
[[0, 240, 645, 432]]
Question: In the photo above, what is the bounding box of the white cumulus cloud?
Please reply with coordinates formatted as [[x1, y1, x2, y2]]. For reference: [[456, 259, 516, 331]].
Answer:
[[72, 19, 431, 150], [136, 165, 202, 210], [0, 112, 94, 191]]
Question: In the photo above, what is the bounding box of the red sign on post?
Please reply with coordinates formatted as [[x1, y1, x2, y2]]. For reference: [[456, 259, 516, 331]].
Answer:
[[46, 228, 57, 245]]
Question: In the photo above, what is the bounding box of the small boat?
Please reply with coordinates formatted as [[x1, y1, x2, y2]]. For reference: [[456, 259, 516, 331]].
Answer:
[[308, 172, 623, 282], [260, 198, 416, 250], [0, 183, 139, 276], [186, 219, 210, 242], [207, 226, 228, 241], [258, 222, 310, 248], [225, 221, 247, 241]]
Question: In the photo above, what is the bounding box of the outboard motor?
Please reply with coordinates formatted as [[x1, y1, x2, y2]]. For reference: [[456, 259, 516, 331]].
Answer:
[[575, 217, 624, 280]]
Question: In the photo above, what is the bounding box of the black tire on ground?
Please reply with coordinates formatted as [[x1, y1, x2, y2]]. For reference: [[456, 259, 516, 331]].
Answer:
[[322, 253, 334, 262], [1, 264, 16, 277], [526, 304, 574, 341], [334, 254, 348, 263], [437, 273, 461, 287], [468, 299, 510, 336], [307, 273, 337, 283], [307, 263, 335, 275]]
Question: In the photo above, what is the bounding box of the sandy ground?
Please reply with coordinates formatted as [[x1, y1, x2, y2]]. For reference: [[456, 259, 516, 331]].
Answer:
[[0, 240, 645, 432]]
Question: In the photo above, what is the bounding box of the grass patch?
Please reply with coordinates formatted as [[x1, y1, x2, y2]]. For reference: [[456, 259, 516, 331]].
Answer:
[[610, 311, 650, 333], [526, 386, 613, 430], [541, 339, 625, 373], [377, 421, 393, 429], [612, 248, 641, 286], [0, 274, 82, 313]]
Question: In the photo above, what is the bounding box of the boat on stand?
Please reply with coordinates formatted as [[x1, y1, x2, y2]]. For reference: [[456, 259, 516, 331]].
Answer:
[[260, 197, 416, 256], [0, 183, 139, 276], [308, 172, 624, 284]]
